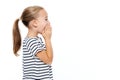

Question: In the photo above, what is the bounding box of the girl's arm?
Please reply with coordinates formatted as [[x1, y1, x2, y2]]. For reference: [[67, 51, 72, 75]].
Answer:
[[36, 39, 53, 65], [36, 22, 53, 65]]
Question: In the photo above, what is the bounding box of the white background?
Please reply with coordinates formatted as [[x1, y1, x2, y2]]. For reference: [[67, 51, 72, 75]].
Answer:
[[0, 0, 120, 80]]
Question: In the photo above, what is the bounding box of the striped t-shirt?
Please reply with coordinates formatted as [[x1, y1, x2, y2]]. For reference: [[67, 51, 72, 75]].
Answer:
[[22, 36, 53, 80]]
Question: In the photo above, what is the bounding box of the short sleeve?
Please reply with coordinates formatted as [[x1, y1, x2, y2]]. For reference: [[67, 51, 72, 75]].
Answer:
[[29, 38, 46, 57]]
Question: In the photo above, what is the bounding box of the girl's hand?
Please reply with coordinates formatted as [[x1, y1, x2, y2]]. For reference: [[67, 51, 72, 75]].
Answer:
[[42, 22, 52, 40]]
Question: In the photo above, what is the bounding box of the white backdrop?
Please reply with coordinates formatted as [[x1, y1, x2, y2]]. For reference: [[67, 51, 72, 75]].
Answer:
[[0, 0, 120, 80]]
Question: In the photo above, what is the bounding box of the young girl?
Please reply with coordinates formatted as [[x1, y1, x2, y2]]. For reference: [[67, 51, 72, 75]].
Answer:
[[13, 6, 53, 80]]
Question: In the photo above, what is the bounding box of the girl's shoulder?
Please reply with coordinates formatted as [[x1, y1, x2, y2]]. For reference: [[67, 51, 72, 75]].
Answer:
[[23, 36, 44, 44], [23, 36, 38, 44]]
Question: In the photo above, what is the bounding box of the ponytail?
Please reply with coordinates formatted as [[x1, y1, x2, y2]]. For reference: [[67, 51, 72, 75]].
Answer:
[[13, 19, 21, 56]]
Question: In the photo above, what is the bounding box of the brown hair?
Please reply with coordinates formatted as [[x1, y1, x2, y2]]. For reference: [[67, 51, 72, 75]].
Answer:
[[13, 6, 44, 56]]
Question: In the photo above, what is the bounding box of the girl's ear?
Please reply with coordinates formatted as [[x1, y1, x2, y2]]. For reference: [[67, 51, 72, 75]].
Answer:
[[31, 19, 38, 28]]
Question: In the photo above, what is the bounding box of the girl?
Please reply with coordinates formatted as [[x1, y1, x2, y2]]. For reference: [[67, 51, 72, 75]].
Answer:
[[13, 6, 53, 80]]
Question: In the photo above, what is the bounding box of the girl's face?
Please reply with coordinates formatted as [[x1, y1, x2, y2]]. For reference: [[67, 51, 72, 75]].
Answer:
[[36, 9, 49, 34]]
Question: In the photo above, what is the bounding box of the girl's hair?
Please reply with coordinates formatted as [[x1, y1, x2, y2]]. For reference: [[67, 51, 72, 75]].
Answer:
[[13, 6, 44, 56]]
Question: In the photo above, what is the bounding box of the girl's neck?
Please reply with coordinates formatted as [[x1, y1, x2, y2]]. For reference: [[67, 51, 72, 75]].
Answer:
[[27, 29, 38, 38]]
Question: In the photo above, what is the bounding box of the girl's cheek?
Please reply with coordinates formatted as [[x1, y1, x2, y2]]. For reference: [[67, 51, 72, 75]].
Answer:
[[43, 22, 47, 29], [42, 24, 46, 31], [43, 21, 47, 26], [41, 21, 47, 30]]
